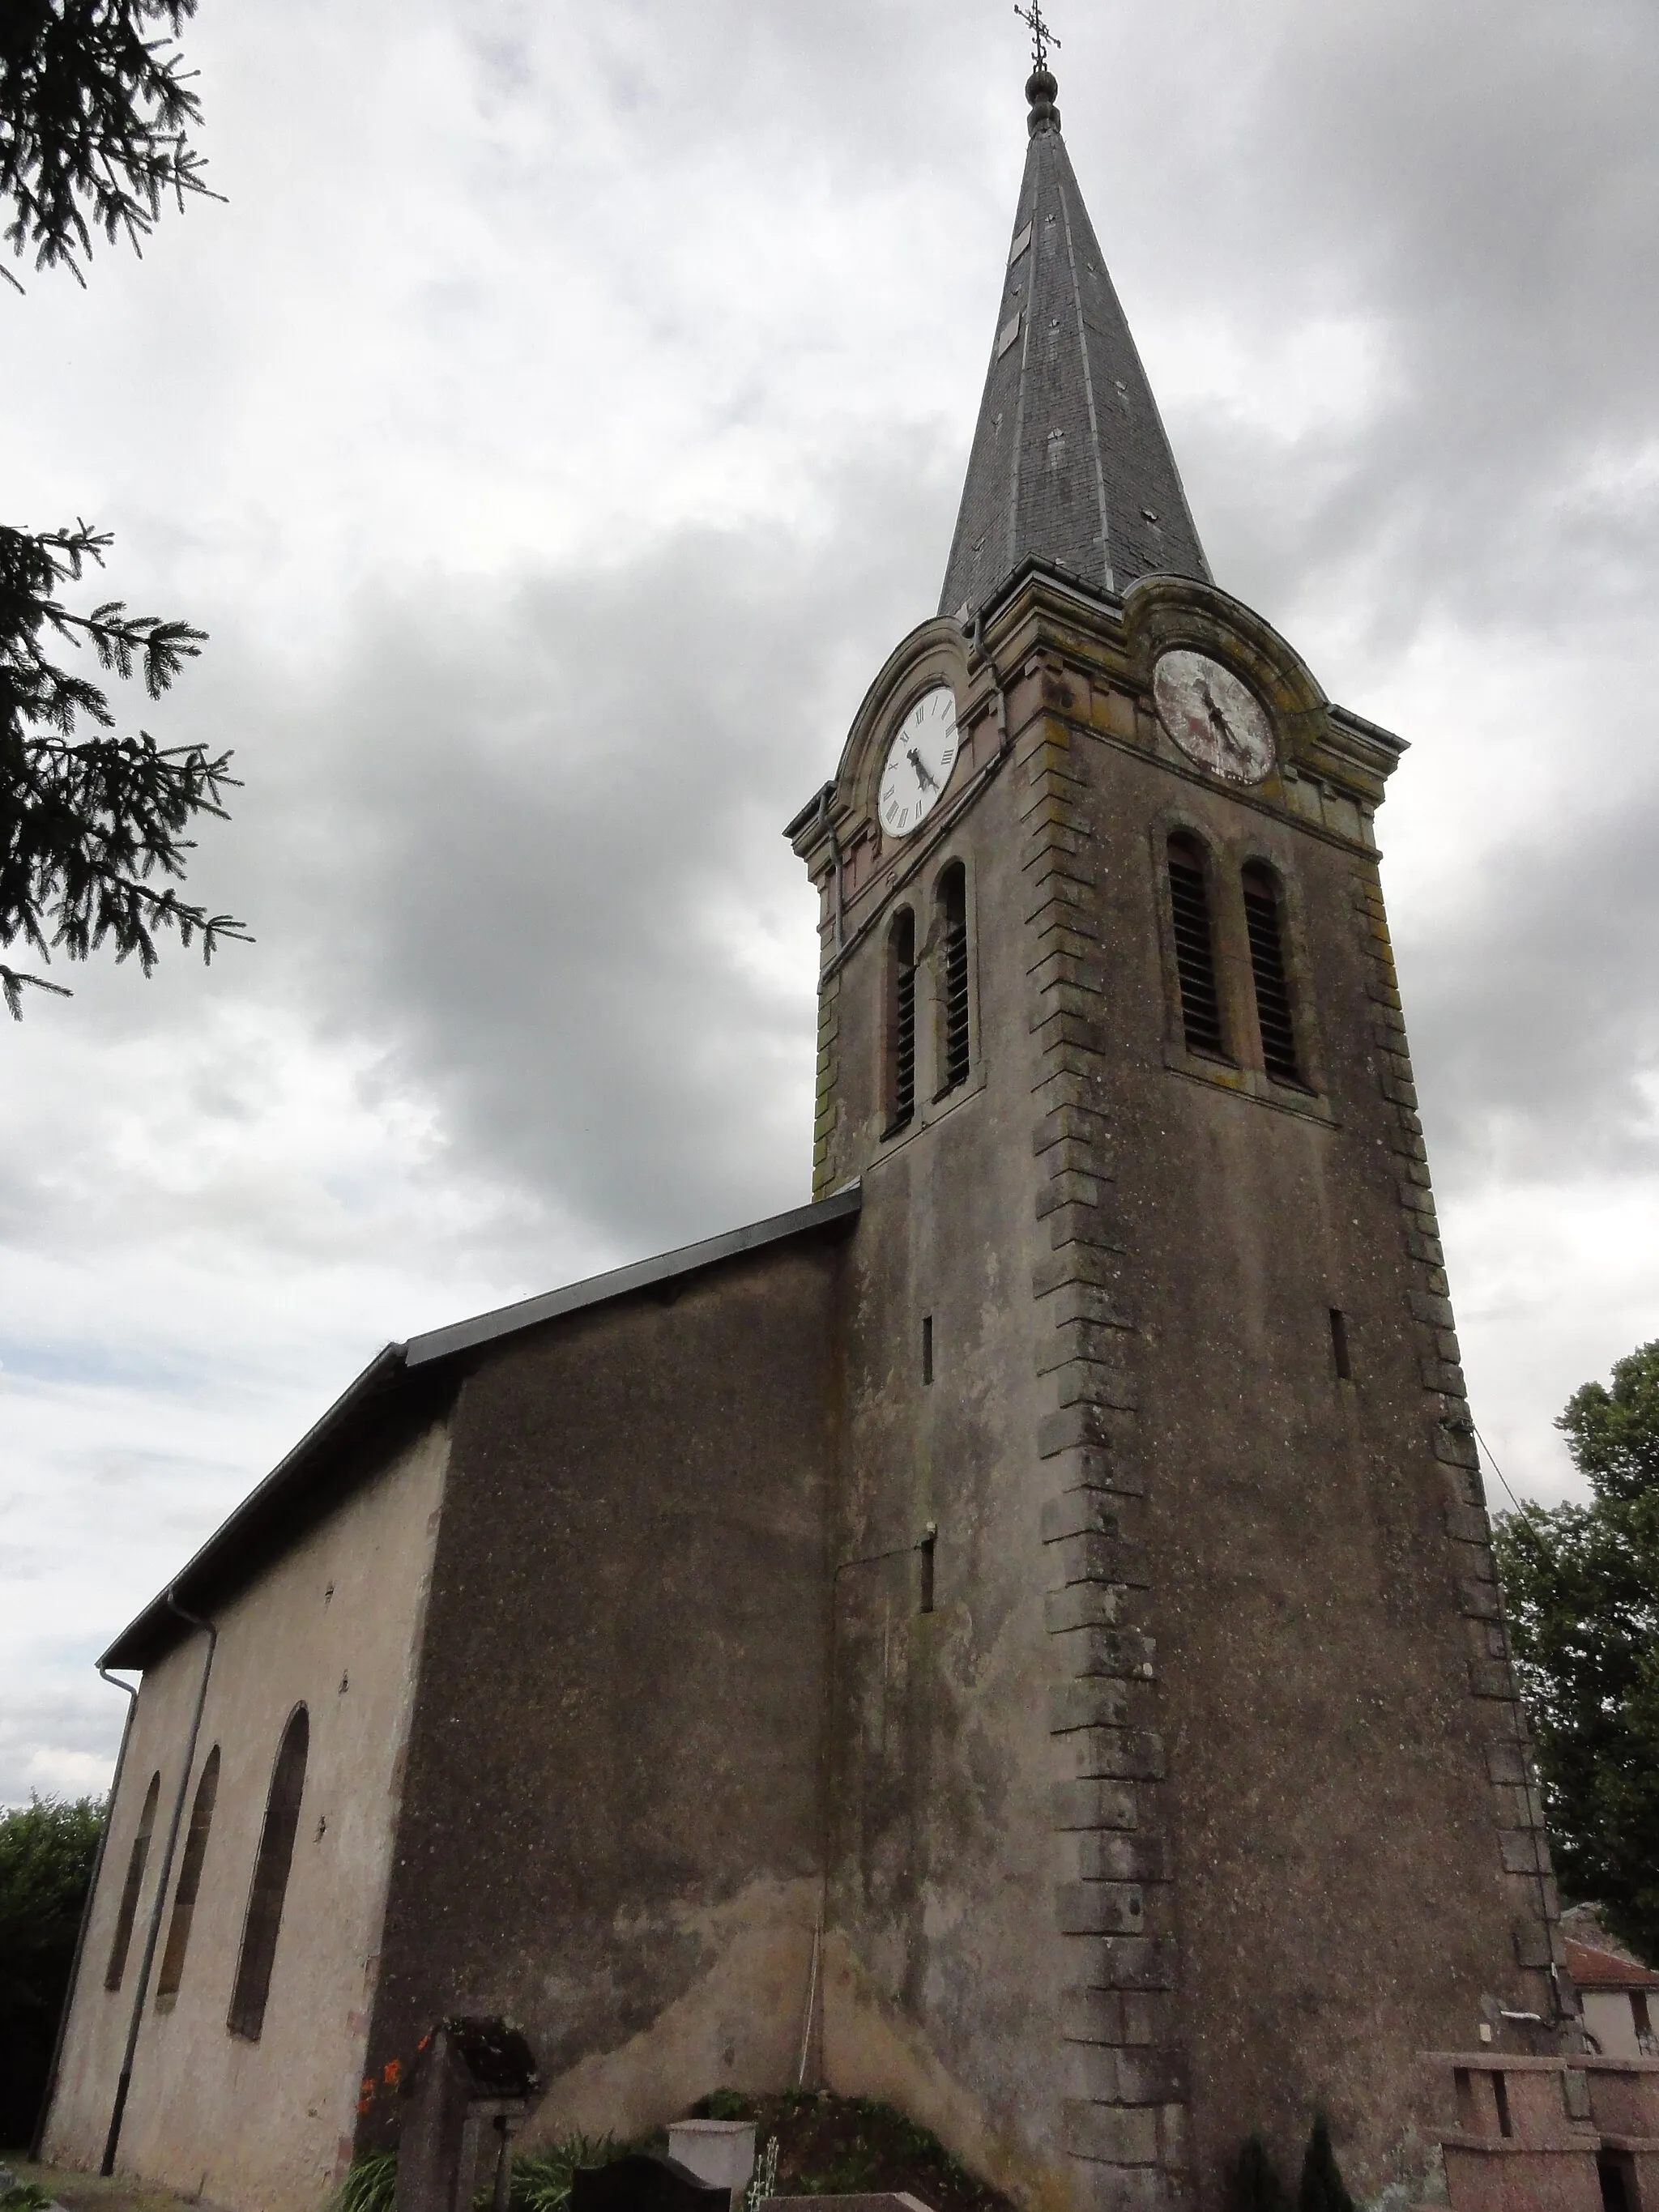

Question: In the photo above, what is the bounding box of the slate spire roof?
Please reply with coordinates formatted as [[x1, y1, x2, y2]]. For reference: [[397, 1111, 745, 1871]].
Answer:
[[938, 65, 1211, 621]]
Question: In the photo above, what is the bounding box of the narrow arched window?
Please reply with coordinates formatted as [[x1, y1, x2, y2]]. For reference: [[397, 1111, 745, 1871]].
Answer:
[[885, 909, 917, 1133], [105, 1771, 161, 1991], [156, 1746, 220, 2005], [228, 1708, 308, 2041], [936, 863, 970, 1096], [1242, 863, 1301, 1084], [1166, 835, 1226, 1059]]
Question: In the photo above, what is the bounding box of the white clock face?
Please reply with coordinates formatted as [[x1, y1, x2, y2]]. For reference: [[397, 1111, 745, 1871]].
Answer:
[[879, 686, 960, 838], [1153, 650, 1276, 786]]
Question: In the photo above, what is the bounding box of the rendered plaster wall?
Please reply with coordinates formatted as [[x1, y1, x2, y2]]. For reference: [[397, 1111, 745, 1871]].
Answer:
[[45, 1419, 449, 2212], [1582, 1993, 1648, 2061], [362, 1232, 847, 2150]]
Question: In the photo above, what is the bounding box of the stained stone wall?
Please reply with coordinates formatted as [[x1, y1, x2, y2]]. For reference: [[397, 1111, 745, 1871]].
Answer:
[[359, 1227, 852, 2149], [791, 563, 1560, 2212]]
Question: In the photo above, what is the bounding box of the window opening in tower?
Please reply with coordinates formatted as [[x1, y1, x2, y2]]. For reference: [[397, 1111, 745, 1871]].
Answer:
[[937, 866, 971, 1094], [1242, 863, 1301, 1084], [1166, 838, 1226, 1059], [886, 910, 918, 1134]]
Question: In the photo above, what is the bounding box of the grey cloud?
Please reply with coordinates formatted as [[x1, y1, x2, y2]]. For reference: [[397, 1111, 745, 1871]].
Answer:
[[1404, 791, 1659, 1186], [214, 445, 957, 1265], [8, 0, 1659, 1796], [0, 1676, 131, 1806]]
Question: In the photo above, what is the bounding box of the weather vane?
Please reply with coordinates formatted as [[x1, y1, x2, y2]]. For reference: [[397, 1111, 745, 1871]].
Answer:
[[1014, 0, 1060, 70]]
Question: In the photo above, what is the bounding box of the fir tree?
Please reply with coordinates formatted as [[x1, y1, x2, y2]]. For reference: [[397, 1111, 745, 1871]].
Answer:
[[1, 2, 242, 1016]]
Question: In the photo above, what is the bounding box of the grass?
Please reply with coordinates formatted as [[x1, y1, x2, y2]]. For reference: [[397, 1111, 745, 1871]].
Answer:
[[326, 2131, 630, 2212], [329, 2152, 397, 2212], [506, 2133, 623, 2212]]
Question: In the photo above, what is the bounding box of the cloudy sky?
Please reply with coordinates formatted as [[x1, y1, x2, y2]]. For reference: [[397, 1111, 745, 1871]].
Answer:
[[4, 0, 1657, 1805]]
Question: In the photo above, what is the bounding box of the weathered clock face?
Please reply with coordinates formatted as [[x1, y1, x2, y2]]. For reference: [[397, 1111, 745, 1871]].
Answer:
[[878, 685, 960, 837], [1153, 650, 1276, 785]]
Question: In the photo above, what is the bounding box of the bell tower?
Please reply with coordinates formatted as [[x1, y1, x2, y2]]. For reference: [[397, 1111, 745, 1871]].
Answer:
[[787, 49, 1565, 2212]]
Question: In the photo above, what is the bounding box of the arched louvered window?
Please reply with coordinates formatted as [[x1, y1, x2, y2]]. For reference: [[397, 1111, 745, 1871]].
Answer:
[[156, 1746, 220, 2005], [1166, 835, 1226, 1059], [228, 1708, 308, 2041], [104, 1771, 161, 1991], [936, 863, 970, 1096], [885, 909, 918, 1134], [1242, 863, 1302, 1085]]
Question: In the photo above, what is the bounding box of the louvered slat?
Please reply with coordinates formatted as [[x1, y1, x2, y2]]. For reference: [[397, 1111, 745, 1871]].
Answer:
[[1243, 869, 1300, 1084], [888, 911, 917, 1131], [938, 866, 970, 1094], [1167, 848, 1226, 1058]]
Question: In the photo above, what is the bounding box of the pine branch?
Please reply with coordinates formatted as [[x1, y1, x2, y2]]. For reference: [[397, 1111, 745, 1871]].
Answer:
[[0, 961, 73, 1018], [2, 520, 249, 1017], [0, 0, 222, 291]]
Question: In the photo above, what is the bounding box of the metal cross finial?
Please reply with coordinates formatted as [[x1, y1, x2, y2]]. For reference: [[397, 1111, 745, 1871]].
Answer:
[[1014, 0, 1060, 70]]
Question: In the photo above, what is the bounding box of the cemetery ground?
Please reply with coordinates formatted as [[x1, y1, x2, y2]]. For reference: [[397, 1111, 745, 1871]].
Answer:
[[2, 2092, 1018, 2212], [0, 2161, 199, 2212]]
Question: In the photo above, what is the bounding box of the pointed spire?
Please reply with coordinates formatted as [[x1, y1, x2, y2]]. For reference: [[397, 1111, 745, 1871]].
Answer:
[[938, 58, 1211, 622]]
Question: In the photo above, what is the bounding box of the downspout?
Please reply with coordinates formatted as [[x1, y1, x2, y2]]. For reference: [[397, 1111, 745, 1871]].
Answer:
[[100, 1589, 218, 2177], [31, 1666, 139, 2159]]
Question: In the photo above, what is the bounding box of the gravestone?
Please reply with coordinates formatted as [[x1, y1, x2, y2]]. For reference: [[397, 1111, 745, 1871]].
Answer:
[[667, 2119, 757, 2204], [394, 2017, 539, 2212], [572, 2151, 732, 2212], [756, 2197, 936, 2212]]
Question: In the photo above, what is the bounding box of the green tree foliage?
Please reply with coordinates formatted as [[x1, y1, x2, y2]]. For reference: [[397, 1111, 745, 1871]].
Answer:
[[1, 2, 242, 1017], [0, 1793, 104, 2148], [1495, 1340, 1659, 1963]]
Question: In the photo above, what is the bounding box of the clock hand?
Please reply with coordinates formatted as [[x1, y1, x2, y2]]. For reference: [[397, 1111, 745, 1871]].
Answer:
[[907, 745, 939, 793], [1196, 678, 1246, 760]]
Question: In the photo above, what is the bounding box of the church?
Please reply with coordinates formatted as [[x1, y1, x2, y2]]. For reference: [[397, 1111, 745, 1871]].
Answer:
[[41, 45, 1572, 2212]]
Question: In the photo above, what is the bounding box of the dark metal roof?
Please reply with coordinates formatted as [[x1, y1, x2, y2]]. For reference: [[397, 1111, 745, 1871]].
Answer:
[[403, 1184, 861, 1366], [100, 1185, 862, 1672], [938, 70, 1210, 623]]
